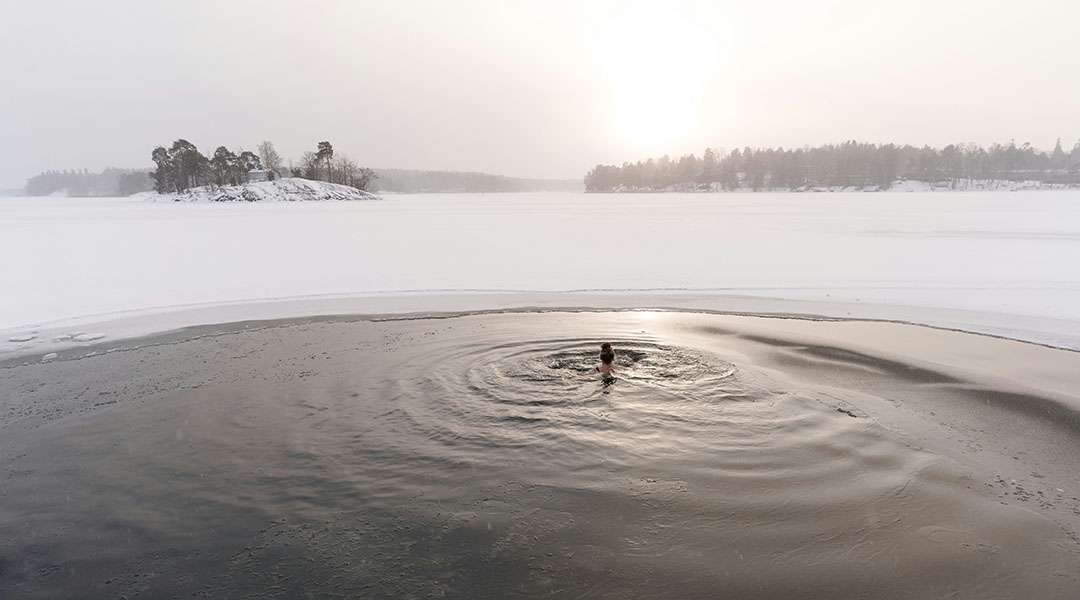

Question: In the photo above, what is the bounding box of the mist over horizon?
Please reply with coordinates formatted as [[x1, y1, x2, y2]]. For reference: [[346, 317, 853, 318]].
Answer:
[[2, 0, 1079, 189]]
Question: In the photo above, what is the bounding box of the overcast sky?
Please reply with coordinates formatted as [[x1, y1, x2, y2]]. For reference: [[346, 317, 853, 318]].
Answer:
[[1, 0, 1078, 189]]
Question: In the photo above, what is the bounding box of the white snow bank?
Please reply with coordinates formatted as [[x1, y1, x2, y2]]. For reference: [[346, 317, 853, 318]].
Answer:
[[135, 177, 379, 203]]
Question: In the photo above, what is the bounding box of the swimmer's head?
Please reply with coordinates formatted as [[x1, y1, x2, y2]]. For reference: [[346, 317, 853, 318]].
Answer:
[[599, 342, 615, 365]]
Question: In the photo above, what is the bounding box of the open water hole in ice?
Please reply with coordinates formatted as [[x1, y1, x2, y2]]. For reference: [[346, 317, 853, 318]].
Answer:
[[1, 315, 1072, 598]]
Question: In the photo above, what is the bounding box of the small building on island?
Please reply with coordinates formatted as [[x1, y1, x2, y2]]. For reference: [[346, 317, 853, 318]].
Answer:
[[246, 169, 278, 183]]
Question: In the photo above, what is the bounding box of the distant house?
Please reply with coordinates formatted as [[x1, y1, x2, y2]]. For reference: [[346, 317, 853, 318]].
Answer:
[[247, 169, 278, 183]]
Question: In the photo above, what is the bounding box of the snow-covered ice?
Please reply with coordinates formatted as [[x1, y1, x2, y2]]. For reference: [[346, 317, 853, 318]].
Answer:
[[71, 333, 106, 342], [2, 190, 1079, 356]]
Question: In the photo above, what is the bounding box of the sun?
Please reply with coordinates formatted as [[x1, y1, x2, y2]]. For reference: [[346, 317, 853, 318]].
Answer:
[[594, 2, 716, 147], [612, 90, 695, 148]]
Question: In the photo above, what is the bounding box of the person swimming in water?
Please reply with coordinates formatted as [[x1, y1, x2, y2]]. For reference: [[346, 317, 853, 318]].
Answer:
[[594, 342, 617, 382]]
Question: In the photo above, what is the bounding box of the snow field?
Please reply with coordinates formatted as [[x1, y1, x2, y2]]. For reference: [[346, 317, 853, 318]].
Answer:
[[2, 190, 1078, 355]]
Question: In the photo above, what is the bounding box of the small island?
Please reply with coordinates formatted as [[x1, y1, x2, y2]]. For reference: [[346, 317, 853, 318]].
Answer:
[[145, 139, 378, 202], [141, 177, 380, 203]]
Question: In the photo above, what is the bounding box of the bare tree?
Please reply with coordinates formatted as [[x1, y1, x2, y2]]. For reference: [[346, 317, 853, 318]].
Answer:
[[353, 167, 377, 191], [301, 151, 320, 180], [257, 141, 283, 179], [334, 155, 357, 186]]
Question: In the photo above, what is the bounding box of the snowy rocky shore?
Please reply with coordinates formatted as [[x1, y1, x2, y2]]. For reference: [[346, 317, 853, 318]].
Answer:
[[138, 178, 380, 202]]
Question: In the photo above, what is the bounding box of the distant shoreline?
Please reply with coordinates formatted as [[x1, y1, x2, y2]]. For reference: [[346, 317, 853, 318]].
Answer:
[[586, 179, 1080, 194]]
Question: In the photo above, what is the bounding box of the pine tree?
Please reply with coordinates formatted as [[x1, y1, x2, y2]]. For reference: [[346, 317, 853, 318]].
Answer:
[[316, 141, 334, 182], [237, 150, 262, 182], [211, 146, 238, 186], [1051, 138, 1066, 169], [151, 146, 173, 193], [700, 147, 718, 189]]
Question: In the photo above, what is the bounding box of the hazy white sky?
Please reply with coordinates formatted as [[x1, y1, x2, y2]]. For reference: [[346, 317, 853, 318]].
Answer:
[[1, 0, 1078, 188]]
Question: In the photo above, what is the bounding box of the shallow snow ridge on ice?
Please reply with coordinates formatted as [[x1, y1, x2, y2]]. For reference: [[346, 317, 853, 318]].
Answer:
[[140, 178, 379, 202]]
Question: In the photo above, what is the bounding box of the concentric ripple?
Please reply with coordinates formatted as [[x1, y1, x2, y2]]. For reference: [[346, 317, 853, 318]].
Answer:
[[1, 314, 1075, 599], [374, 338, 748, 471]]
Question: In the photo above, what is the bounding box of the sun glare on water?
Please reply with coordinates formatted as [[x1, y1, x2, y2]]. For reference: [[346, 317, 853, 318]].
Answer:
[[595, 2, 717, 147]]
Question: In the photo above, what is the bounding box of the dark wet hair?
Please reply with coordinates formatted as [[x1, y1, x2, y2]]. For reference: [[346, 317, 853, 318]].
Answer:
[[599, 342, 615, 365]]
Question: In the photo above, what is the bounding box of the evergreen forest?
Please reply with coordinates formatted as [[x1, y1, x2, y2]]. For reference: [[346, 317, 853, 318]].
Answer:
[[584, 139, 1080, 192]]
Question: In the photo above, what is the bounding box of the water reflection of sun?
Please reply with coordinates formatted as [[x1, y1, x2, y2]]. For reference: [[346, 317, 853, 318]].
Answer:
[[594, 2, 717, 147]]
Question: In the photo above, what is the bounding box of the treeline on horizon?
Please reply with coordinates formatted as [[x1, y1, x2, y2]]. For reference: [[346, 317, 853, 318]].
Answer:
[[25, 167, 153, 197], [374, 168, 581, 193], [584, 139, 1080, 192], [150, 139, 376, 193]]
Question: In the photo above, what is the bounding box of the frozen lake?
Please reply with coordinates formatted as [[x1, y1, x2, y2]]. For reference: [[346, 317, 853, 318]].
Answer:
[[2, 191, 1080, 352]]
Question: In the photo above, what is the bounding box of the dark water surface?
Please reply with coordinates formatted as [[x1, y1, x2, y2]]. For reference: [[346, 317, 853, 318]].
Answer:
[[1, 312, 1077, 598]]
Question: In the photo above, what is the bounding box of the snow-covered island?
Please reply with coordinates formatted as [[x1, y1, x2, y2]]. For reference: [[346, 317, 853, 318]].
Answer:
[[136, 177, 380, 203]]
